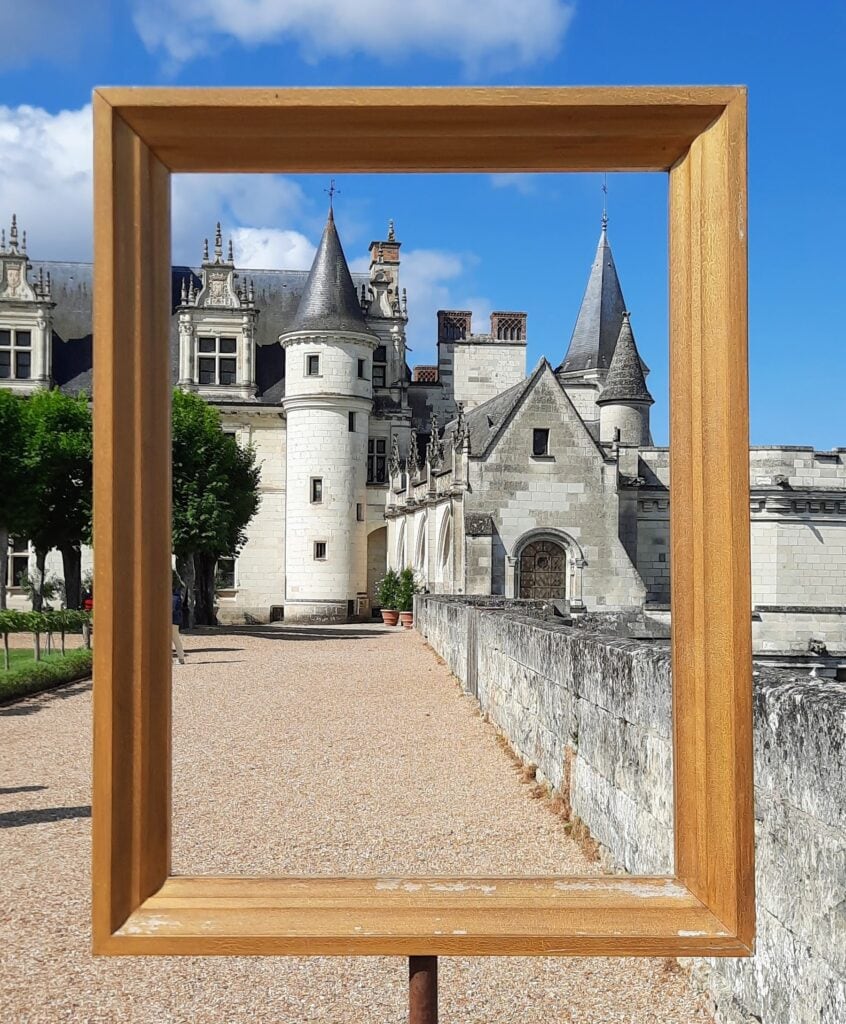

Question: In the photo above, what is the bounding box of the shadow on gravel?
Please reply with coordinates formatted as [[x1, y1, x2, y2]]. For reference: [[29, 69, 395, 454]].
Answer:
[[214, 627, 398, 642], [0, 785, 48, 795], [0, 804, 91, 828], [0, 678, 92, 716]]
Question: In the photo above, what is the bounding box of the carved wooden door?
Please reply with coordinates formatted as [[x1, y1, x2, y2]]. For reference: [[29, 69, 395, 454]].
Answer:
[[518, 540, 567, 600]]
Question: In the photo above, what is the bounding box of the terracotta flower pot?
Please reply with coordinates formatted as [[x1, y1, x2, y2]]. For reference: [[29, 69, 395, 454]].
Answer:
[[381, 609, 400, 626], [399, 611, 414, 629]]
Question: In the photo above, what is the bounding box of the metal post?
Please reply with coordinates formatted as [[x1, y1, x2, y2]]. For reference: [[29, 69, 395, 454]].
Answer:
[[408, 956, 438, 1024]]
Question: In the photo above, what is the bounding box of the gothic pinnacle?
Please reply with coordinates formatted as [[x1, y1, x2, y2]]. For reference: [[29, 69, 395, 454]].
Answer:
[[227, 237, 234, 263], [203, 237, 209, 262], [214, 222, 223, 260], [387, 218, 395, 241]]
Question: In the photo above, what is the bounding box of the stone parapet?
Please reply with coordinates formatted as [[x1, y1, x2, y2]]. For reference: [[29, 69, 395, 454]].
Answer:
[[415, 595, 846, 1024]]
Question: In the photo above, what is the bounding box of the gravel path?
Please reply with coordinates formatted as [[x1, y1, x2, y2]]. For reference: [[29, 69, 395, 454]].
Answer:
[[1, 623, 712, 1023]]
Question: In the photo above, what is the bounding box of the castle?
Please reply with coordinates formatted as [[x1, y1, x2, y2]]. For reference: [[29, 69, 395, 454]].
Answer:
[[1, 208, 843, 661]]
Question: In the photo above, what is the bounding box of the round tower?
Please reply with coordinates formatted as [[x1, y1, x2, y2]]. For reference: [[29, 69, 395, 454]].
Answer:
[[280, 207, 378, 623], [596, 311, 654, 446]]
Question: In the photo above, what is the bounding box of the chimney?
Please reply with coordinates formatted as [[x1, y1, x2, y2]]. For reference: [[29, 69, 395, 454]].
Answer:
[[490, 311, 527, 342], [437, 309, 472, 343]]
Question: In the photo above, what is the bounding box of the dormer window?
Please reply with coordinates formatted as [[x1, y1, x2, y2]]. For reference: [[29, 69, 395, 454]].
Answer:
[[0, 328, 32, 380], [197, 335, 237, 386]]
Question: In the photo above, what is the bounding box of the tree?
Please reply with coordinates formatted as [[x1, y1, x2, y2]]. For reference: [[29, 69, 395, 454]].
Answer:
[[0, 391, 30, 609], [21, 390, 93, 610], [171, 390, 261, 626]]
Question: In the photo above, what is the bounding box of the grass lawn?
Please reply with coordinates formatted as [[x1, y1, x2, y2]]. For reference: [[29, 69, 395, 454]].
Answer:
[[0, 646, 92, 702]]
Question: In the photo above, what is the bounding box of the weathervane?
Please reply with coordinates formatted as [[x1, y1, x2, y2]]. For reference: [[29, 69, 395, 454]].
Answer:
[[325, 178, 341, 211], [601, 172, 608, 231]]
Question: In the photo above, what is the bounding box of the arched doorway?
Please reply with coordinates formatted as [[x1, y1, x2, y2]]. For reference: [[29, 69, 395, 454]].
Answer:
[[367, 526, 387, 610], [518, 538, 568, 600]]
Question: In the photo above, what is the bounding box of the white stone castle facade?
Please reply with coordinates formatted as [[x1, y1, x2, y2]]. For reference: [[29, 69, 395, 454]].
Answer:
[[1, 208, 844, 659]]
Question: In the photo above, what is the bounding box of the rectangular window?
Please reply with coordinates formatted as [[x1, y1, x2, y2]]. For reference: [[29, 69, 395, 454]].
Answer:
[[198, 357, 216, 385], [373, 344, 387, 388], [348, 411, 356, 432], [311, 477, 323, 503], [532, 428, 550, 456], [314, 541, 327, 560], [15, 351, 31, 378], [306, 354, 320, 376], [218, 357, 237, 385], [356, 503, 364, 522], [0, 328, 33, 380], [357, 358, 366, 379], [367, 437, 388, 483], [196, 334, 240, 385], [9, 537, 29, 588], [216, 556, 236, 589]]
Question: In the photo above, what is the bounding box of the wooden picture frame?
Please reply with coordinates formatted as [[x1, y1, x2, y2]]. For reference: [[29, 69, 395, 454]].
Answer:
[[92, 86, 753, 957]]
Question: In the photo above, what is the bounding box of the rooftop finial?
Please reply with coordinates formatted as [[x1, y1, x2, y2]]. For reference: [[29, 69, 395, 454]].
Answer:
[[202, 237, 209, 262], [387, 218, 395, 241], [10, 214, 18, 250], [601, 173, 608, 233], [1, 228, 5, 250], [324, 178, 340, 214], [21, 230, 26, 254], [227, 237, 234, 263], [214, 222, 223, 260]]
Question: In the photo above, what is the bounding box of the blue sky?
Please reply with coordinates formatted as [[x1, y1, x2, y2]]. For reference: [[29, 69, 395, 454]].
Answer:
[[1, 0, 843, 447]]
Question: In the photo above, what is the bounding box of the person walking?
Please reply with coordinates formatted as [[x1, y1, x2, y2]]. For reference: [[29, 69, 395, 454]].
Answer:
[[172, 573, 186, 665]]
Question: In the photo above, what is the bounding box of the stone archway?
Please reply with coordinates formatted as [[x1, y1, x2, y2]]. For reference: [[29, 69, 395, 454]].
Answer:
[[518, 538, 568, 600], [367, 526, 387, 611]]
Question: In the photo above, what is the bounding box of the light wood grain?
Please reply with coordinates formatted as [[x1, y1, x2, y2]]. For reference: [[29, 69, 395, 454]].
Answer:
[[94, 86, 736, 173], [92, 96, 173, 949], [99, 875, 748, 957], [669, 92, 754, 947], [91, 85, 754, 958]]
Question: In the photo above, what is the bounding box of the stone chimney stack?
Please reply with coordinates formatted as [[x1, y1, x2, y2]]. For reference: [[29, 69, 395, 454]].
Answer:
[[490, 311, 527, 342]]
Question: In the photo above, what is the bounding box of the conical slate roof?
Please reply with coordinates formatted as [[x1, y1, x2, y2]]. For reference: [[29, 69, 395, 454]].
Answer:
[[288, 208, 371, 335], [557, 220, 626, 374], [596, 312, 654, 406]]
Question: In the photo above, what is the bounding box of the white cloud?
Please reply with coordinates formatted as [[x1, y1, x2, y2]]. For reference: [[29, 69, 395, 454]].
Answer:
[[230, 227, 316, 270], [490, 173, 539, 195], [132, 0, 574, 74]]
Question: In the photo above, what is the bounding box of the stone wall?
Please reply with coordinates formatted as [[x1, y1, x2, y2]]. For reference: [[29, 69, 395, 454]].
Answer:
[[415, 595, 846, 1024]]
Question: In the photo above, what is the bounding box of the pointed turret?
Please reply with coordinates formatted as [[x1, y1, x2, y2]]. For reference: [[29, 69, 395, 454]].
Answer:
[[597, 312, 653, 407], [557, 218, 627, 375], [597, 312, 653, 446], [289, 208, 370, 335]]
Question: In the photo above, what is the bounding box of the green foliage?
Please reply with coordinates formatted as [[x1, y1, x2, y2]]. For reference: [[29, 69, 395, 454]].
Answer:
[[0, 390, 29, 536], [375, 569, 400, 609], [21, 572, 63, 609], [20, 389, 93, 555], [171, 389, 261, 560], [0, 647, 92, 702], [396, 567, 422, 612], [0, 608, 91, 634]]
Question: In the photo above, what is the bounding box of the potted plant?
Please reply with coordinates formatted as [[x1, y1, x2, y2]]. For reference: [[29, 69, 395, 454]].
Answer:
[[375, 569, 400, 626], [397, 567, 421, 629]]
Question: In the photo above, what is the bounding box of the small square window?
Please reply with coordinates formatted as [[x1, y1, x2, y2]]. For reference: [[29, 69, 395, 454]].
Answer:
[[306, 354, 320, 376], [357, 358, 366, 379], [314, 541, 327, 560], [0, 351, 10, 379], [198, 336, 216, 353], [219, 358, 237, 385], [15, 330, 31, 347], [348, 411, 356, 432], [311, 477, 323, 503], [532, 428, 550, 456], [219, 336, 237, 354], [356, 503, 364, 521], [216, 556, 236, 589], [373, 366, 386, 388], [0, 329, 10, 346]]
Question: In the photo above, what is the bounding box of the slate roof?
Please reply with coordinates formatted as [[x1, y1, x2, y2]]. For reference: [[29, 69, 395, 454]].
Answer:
[[596, 312, 654, 406], [556, 222, 627, 375], [286, 209, 373, 337], [32, 258, 369, 404], [442, 361, 547, 456]]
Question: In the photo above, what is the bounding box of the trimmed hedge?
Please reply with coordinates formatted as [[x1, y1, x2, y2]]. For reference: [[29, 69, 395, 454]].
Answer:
[[0, 609, 91, 634], [0, 647, 93, 703]]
